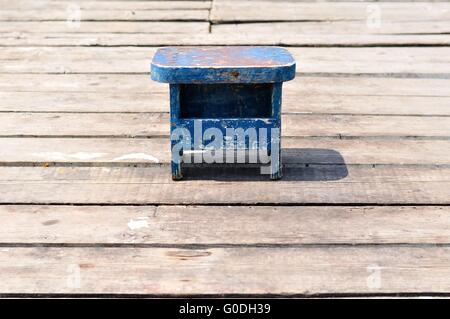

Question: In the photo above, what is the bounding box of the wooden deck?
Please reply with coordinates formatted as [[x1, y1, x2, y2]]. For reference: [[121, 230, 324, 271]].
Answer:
[[1, 0, 450, 297]]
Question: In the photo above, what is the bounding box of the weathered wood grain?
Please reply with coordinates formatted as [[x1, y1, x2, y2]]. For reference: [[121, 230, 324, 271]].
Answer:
[[0, 21, 210, 33], [0, 165, 449, 204], [0, 1, 211, 10], [4, 74, 450, 96], [1, 246, 450, 294], [1, 138, 450, 166], [2, 32, 449, 46], [2, 47, 449, 74], [279, 114, 450, 138], [0, 113, 168, 137], [1, 113, 449, 138], [210, 1, 450, 22], [0, 10, 210, 21], [212, 20, 450, 35], [0, 92, 163, 113], [2, 74, 449, 114], [0, 205, 449, 245]]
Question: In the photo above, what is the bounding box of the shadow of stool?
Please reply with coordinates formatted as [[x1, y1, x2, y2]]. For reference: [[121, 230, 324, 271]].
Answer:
[[181, 148, 348, 182]]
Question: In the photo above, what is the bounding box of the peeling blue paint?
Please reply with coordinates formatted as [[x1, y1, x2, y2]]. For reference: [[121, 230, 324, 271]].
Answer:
[[151, 46, 296, 84]]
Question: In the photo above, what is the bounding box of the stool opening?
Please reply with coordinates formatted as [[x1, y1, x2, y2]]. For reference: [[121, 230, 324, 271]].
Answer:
[[178, 83, 273, 119]]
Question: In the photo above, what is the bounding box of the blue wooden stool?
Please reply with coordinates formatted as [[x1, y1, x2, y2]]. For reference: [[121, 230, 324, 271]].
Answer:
[[151, 46, 296, 180]]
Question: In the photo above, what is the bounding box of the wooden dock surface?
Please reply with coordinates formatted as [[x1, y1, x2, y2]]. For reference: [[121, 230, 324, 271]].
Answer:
[[1, 0, 450, 297]]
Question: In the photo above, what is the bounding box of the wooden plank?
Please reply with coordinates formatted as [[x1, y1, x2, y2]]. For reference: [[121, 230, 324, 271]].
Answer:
[[2, 47, 450, 74], [0, 1, 211, 10], [210, 1, 450, 22], [0, 205, 449, 245], [0, 92, 166, 113], [0, 9, 210, 21], [1, 75, 449, 115], [1, 246, 450, 294], [0, 21, 210, 33], [1, 112, 449, 138], [1, 138, 450, 166], [212, 20, 450, 35], [0, 47, 159, 74], [290, 47, 450, 75], [283, 95, 450, 117], [281, 114, 450, 138], [1, 32, 449, 46], [0, 74, 162, 92], [0, 113, 167, 137], [0, 165, 449, 204], [2, 74, 449, 96], [267, 76, 450, 98]]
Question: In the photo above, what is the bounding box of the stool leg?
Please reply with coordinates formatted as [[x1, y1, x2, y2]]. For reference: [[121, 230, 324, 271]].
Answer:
[[270, 148, 282, 180], [169, 84, 183, 180], [171, 161, 183, 180], [171, 143, 183, 181]]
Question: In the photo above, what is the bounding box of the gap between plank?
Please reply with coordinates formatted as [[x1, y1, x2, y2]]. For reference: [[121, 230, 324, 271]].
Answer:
[[0, 243, 449, 249], [1, 163, 450, 168], [2, 43, 450, 48], [2, 202, 450, 207], [1, 135, 449, 140], [0, 292, 448, 298], [1, 111, 450, 118], [1, 71, 449, 79]]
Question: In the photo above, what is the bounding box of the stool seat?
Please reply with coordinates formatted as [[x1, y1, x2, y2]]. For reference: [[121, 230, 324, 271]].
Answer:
[[151, 46, 296, 84]]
